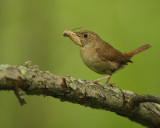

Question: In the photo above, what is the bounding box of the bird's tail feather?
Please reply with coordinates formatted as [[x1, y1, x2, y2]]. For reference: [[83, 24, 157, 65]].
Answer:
[[124, 44, 151, 57]]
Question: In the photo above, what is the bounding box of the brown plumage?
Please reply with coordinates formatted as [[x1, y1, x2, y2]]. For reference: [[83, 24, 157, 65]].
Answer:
[[63, 30, 151, 86]]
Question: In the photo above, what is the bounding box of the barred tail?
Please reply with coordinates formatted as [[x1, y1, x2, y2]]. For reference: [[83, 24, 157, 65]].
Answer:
[[124, 44, 151, 57]]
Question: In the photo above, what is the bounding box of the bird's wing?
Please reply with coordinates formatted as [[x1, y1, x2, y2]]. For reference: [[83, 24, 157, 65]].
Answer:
[[96, 46, 132, 64]]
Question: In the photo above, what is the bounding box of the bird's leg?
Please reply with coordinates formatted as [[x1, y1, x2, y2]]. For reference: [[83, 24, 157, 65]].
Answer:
[[105, 73, 112, 85], [93, 76, 111, 83], [91, 75, 111, 86]]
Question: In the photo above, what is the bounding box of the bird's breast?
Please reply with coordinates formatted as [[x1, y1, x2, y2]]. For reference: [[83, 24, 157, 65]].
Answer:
[[80, 46, 99, 64]]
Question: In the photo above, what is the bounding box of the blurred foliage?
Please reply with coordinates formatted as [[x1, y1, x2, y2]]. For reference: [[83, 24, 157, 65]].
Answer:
[[0, 0, 160, 128]]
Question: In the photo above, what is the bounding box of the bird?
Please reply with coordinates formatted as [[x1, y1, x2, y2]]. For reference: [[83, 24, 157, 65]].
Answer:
[[63, 30, 151, 86]]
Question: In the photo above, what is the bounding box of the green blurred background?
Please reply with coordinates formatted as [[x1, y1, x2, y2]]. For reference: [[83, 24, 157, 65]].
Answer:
[[0, 0, 159, 128]]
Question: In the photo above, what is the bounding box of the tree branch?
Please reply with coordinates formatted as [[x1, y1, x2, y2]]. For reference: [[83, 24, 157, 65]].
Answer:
[[0, 63, 160, 128]]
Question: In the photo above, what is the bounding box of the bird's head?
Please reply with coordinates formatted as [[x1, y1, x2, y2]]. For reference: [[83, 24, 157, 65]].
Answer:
[[63, 30, 101, 47]]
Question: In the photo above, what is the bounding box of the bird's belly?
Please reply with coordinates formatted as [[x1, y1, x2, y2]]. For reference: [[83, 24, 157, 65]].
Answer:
[[80, 48, 119, 74], [84, 59, 119, 74]]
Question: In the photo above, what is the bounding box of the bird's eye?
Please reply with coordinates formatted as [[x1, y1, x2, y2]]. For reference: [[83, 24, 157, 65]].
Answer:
[[83, 34, 88, 38]]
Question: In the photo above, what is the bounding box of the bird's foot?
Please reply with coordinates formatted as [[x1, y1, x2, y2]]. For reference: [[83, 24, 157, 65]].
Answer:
[[90, 80, 103, 85], [90, 80, 117, 89], [90, 80, 105, 87], [89, 75, 116, 88], [91, 76, 111, 86]]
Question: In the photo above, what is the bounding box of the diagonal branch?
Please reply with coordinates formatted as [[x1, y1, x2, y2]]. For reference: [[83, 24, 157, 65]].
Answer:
[[0, 63, 160, 128]]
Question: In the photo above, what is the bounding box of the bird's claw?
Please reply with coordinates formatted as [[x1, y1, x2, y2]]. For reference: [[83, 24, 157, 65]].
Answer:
[[89, 80, 104, 86], [90, 80, 117, 88]]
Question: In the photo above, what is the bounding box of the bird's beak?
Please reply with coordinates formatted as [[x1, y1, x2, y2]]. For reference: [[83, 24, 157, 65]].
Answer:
[[63, 30, 82, 47]]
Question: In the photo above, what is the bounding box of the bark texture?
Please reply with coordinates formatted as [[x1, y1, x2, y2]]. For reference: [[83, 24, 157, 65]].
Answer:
[[0, 63, 160, 128]]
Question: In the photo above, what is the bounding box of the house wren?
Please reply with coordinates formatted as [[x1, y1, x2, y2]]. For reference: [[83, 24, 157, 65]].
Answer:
[[63, 30, 151, 86]]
